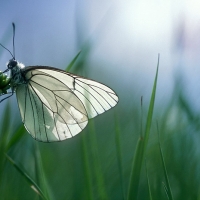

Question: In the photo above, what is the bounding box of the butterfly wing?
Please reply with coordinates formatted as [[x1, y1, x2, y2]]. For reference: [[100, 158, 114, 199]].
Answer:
[[16, 66, 118, 142]]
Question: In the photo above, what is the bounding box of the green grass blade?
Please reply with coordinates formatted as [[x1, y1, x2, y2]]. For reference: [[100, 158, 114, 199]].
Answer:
[[0, 102, 11, 141], [80, 119, 108, 200], [162, 182, 170, 200], [0, 102, 11, 149], [5, 154, 48, 200], [34, 142, 50, 200], [81, 132, 95, 200], [0, 103, 11, 182], [157, 123, 174, 200], [6, 124, 25, 151], [143, 55, 159, 150], [127, 56, 159, 199], [127, 136, 144, 199], [114, 114, 125, 200], [145, 159, 153, 200], [65, 51, 81, 72], [88, 120, 108, 200]]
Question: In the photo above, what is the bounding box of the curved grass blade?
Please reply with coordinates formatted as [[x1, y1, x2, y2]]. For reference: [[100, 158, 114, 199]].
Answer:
[[114, 114, 125, 200], [5, 154, 48, 200], [127, 136, 144, 199], [80, 130, 95, 200], [0, 103, 11, 182], [162, 182, 170, 199], [34, 142, 50, 200], [0, 102, 11, 142], [157, 123, 174, 200], [80, 119, 108, 200], [6, 124, 25, 151], [127, 55, 159, 200], [65, 51, 81, 72], [143, 55, 159, 151], [88, 120, 108, 200], [145, 159, 153, 200]]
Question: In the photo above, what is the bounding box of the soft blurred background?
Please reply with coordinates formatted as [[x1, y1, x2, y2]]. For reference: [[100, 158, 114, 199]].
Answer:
[[1, 0, 200, 199]]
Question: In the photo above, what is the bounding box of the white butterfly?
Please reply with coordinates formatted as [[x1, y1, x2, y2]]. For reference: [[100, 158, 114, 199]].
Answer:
[[0, 24, 118, 142]]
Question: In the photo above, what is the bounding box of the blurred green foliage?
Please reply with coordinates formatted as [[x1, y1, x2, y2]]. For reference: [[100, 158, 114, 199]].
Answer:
[[1, 19, 200, 200], [1, 53, 200, 200]]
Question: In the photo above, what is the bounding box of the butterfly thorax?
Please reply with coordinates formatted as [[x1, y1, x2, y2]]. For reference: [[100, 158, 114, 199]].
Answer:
[[7, 59, 26, 87]]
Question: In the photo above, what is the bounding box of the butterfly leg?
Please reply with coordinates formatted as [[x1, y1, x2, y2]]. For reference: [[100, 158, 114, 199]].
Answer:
[[0, 91, 14, 103]]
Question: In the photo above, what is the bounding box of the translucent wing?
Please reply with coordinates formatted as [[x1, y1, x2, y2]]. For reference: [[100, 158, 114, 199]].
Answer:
[[16, 66, 118, 142]]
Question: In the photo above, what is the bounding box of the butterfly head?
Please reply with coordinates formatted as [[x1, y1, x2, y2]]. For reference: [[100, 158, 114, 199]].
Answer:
[[7, 59, 25, 71], [7, 59, 18, 69]]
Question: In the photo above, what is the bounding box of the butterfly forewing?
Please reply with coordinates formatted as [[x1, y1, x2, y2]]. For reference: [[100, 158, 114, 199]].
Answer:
[[16, 66, 118, 142]]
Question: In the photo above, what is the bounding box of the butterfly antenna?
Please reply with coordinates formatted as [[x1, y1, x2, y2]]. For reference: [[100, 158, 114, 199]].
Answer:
[[0, 24, 15, 59], [12, 22, 15, 60]]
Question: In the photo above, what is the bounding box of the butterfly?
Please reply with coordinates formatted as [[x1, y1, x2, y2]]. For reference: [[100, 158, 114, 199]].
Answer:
[[0, 23, 118, 142]]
